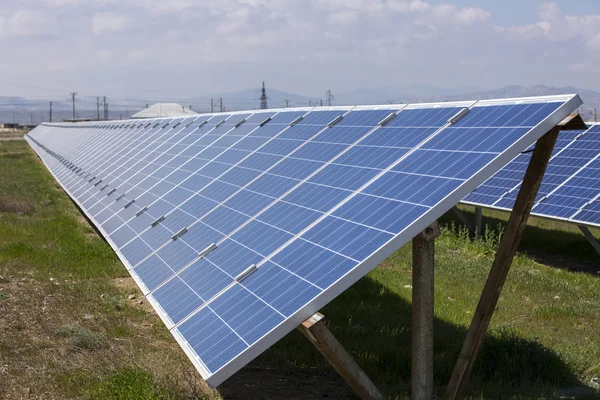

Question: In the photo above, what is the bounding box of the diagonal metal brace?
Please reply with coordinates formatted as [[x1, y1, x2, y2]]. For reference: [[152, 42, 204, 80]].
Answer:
[[297, 313, 383, 400]]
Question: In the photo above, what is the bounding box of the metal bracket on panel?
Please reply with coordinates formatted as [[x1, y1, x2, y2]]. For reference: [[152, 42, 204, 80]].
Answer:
[[172, 122, 181, 129], [93, 179, 103, 186], [235, 264, 258, 282], [153, 123, 160, 128], [377, 112, 397, 126], [135, 206, 148, 216], [327, 115, 344, 127], [124, 199, 136, 209], [197, 120, 208, 128], [578, 225, 600, 256], [215, 119, 226, 128], [289, 115, 304, 126], [107, 188, 117, 196], [150, 215, 165, 227], [448, 107, 470, 125], [171, 227, 188, 240], [198, 243, 217, 258], [259, 117, 272, 127], [235, 118, 247, 128], [100, 184, 109, 191], [115, 193, 125, 201]]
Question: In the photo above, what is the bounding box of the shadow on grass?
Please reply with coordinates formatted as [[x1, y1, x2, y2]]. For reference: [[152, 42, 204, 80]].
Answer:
[[440, 207, 600, 276], [220, 275, 594, 400]]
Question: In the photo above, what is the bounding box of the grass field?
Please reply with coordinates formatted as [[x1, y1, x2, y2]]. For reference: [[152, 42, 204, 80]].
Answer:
[[1, 139, 598, 399]]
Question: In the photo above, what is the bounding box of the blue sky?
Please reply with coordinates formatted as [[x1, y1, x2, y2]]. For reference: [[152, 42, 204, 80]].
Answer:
[[427, 0, 600, 24], [0, 0, 599, 100]]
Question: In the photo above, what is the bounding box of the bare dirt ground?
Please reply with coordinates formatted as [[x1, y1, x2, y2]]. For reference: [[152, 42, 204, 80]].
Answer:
[[0, 129, 27, 139]]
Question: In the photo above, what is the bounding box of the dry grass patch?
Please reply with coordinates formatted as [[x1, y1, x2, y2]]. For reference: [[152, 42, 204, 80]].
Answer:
[[54, 325, 109, 350], [0, 198, 34, 214]]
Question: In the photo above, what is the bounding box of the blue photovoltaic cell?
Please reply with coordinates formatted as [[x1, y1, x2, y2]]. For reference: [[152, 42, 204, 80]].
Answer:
[[463, 123, 600, 228], [25, 95, 580, 386]]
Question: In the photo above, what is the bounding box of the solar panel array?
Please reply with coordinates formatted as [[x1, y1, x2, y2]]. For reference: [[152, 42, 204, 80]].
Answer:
[[464, 123, 600, 228], [26, 94, 580, 387]]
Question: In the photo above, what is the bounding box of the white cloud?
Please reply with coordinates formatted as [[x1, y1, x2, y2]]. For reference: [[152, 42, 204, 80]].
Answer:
[[455, 7, 491, 25], [0, 9, 48, 38], [328, 9, 360, 25], [0, 0, 599, 97], [91, 12, 131, 35], [387, 0, 430, 13], [38, 0, 81, 6], [504, 1, 600, 51]]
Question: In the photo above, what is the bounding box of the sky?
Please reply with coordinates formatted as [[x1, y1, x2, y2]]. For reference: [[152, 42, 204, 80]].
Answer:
[[0, 0, 599, 100]]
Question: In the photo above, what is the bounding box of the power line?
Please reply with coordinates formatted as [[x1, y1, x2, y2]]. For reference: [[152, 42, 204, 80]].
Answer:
[[260, 81, 268, 109], [68, 92, 78, 119], [211, 98, 223, 113], [326, 89, 334, 106]]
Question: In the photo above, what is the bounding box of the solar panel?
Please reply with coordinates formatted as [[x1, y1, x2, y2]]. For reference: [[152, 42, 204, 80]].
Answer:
[[26, 95, 581, 386], [463, 123, 600, 228]]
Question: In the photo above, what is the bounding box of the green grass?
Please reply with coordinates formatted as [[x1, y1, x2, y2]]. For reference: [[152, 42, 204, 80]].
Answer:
[[89, 368, 175, 400], [1, 140, 599, 399]]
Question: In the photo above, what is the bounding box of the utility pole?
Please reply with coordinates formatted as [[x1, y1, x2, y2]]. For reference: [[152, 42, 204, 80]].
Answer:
[[103, 96, 108, 120], [260, 81, 268, 109], [326, 90, 334, 106], [284, 99, 289, 108], [96, 97, 100, 120], [210, 99, 214, 113], [69, 92, 78, 119], [589, 108, 598, 122], [220, 98, 223, 112], [49, 101, 53, 123], [30, 113, 34, 125], [309, 100, 312, 107], [320, 99, 323, 107]]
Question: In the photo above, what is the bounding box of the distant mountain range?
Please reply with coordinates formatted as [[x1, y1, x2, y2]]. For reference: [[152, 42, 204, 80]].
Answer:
[[1, 84, 598, 124]]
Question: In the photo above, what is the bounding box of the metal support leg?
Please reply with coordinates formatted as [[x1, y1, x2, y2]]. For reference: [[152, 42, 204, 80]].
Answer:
[[452, 206, 475, 234], [445, 127, 560, 400], [412, 221, 440, 400], [578, 225, 600, 256], [475, 207, 482, 237], [298, 313, 383, 400]]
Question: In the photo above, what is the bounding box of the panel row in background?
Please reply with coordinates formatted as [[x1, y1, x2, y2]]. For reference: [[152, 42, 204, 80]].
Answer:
[[464, 122, 600, 227], [26, 95, 581, 386]]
